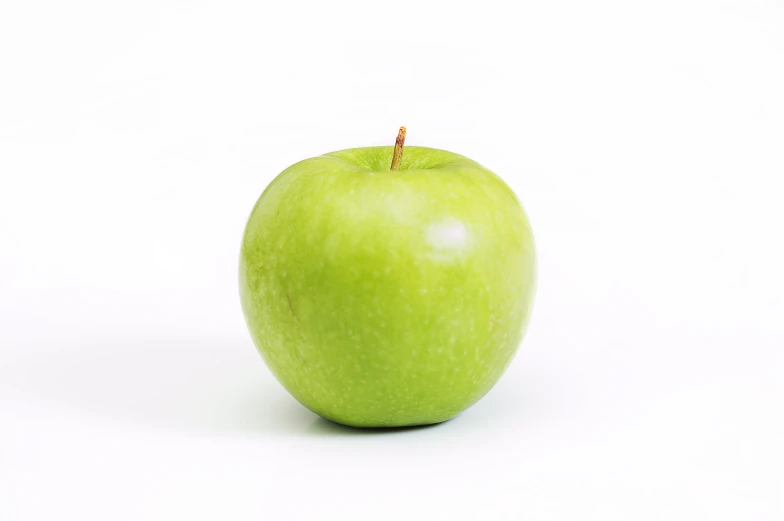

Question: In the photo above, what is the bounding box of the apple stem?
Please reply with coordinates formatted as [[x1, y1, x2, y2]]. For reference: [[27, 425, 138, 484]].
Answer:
[[390, 126, 406, 171]]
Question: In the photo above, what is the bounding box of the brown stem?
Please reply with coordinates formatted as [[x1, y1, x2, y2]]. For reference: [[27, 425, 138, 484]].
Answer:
[[390, 126, 406, 171]]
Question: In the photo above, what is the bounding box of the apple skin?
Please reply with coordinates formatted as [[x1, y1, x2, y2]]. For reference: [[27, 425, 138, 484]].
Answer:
[[239, 146, 536, 428]]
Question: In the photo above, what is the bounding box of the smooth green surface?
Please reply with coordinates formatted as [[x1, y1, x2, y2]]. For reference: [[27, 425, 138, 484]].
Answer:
[[239, 146, 536, 427]]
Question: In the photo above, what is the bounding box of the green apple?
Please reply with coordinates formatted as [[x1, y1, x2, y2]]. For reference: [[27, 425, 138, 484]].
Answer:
[[239, 129, 536, 428]]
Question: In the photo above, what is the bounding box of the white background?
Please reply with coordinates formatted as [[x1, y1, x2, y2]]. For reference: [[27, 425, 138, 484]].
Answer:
[[1, 1, 782, 519]]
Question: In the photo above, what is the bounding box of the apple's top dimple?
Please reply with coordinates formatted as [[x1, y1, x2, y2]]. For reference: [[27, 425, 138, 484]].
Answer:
[[323, 146, 478, 173]]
